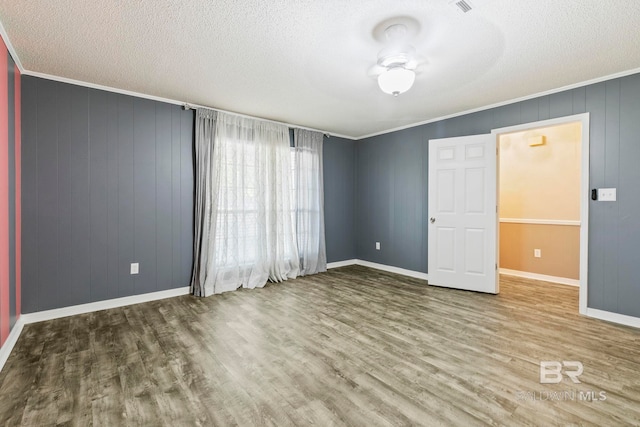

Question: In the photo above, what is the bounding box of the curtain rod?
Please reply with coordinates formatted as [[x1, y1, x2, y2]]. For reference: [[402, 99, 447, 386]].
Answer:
[[182, 103, 332, 138]]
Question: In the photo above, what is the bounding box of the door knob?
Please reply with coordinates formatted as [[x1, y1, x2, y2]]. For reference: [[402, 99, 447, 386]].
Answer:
[[430, 217, 436, 223]]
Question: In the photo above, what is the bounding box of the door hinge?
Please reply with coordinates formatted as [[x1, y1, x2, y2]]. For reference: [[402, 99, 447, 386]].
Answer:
[[495, 263, 498, 270]]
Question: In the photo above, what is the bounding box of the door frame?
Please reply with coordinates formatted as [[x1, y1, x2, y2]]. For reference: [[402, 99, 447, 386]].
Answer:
[[491, 113, 590, 315]]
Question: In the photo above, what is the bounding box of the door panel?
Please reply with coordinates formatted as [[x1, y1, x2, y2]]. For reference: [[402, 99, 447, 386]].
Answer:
[[437, 227, 456, 272], [464, 228, 485, 274], [428, 134, 498, 293], [437, 169, 455, 212], [465, 168, 485, 213]]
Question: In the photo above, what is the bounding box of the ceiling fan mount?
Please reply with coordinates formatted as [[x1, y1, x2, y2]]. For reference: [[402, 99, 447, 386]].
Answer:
[[371, 23, 420, 96]]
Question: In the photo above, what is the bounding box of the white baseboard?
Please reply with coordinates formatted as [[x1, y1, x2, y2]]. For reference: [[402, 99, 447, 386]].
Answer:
[[0, 286, 191, 375], [500, 268, 579, 287], [4, 259, 422, 364], [327, 258, 428, 281], [355, 260, 429, 281], [327, 259, 358, 269], [585, 308, 640, 329], [21, 287, 190, 325], [0, 317, 26, 374], [1, 268, 638, 378], [4, 260, 422, 373]]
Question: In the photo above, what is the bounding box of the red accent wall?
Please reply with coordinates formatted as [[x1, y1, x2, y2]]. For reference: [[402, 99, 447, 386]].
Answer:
[[14, 64, 20, 319], [0, 39, 8, 345]]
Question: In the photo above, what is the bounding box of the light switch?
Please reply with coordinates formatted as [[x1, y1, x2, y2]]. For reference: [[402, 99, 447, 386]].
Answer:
[[376, 242, 381, 250], [130, 263, 139, 275], [598, 188, 617, 202]]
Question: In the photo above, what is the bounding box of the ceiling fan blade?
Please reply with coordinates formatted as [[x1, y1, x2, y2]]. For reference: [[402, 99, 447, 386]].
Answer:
[[367, 64, 386, 77]]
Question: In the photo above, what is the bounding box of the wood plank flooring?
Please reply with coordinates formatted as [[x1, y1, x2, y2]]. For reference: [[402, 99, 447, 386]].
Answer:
[[1, 265, 639, 426]]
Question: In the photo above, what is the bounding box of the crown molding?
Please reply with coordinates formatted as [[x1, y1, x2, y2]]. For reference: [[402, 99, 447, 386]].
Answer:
[[356, 66, 640, 140], [0, 19, 24, 72]]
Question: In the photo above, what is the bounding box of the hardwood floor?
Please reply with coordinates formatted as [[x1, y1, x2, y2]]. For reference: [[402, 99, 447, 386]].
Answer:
[[1, 265, 639, 426]]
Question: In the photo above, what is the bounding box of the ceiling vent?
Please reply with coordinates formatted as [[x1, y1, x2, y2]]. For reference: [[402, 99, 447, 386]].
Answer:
[[452, 0, 474, 13]]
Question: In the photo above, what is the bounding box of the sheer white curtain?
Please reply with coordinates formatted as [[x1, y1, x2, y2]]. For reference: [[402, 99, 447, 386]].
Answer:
[[194, 111, 300, 296], [294, 129, 327, 275]]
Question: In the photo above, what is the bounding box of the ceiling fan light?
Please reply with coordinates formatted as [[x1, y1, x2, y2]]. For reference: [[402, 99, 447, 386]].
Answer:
[[378, 67, 415, 96]]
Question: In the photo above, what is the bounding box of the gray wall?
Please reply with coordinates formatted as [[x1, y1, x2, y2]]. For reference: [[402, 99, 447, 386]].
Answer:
[[22, 76, 194, 313], [21, 76, 356, 312], [355, 73, 640, 318], [355, 126, 425, 272], [23, 71, 640, 319], [323, 137, 356, 263]]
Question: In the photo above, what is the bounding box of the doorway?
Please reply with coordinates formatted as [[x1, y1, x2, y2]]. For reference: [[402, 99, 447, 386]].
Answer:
[[492, 113, 590, 314]]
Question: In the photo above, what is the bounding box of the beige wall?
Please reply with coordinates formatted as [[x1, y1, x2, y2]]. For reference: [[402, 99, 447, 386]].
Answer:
[[499, 122, 581, 280], [500, 223, 580, 280], [500, 122, 581, 220]]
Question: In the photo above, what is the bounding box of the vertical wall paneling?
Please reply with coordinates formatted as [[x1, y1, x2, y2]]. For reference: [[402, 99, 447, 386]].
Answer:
[[549, 90, 574, 119], [391, 130, 423, 271], [89, 89, 109, 302], [355, 139, 377, 263], [602, 79, 620, 312], [55, 82, 74, 309], [106, 93, 119, 300], [572, 87, 587, 114], [20, 74, 36, 313], [585, 82, 607, 309], [420, 130, 430, 273], [354, 140, 367, 258], [458, 109, 493, 137], [520, 98, 539, 124], [356, 71, 640, 318], [69, 85, 91, 308], [19, 70, 640, 321], [538, 95, 551, 120], [37, 81, 61, 310], [616, 73, 640, 316], [171, 108, 182, 284], [133, 98, 157, 295], [180, 111, 193, 281], [322, 137, 356, 262], [21, 77, 194, 312], [493, 103, 520, 130], [155, 103, 172, 291], [117, 95, 135, 297]]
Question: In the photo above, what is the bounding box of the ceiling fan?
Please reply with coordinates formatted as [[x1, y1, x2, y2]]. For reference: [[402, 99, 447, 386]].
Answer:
[[369, 23, 421, 96]]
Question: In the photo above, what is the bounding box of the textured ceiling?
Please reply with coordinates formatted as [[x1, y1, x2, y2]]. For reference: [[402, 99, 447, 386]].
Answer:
[[1, 0, 640, 138]]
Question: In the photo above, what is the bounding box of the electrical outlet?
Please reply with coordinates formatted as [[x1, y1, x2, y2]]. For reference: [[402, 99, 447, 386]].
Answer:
[[598, 188, 617, 202], [534, 249, 541, 258], [130, 263, 139, 275], [376, 242, 381, 250]]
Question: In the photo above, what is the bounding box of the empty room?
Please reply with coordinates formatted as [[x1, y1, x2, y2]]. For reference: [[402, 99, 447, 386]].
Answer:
[[1, 1, 640, 425]]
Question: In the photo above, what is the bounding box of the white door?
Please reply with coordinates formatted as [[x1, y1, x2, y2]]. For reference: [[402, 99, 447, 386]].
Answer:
[[428, 134, 498, 293]]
